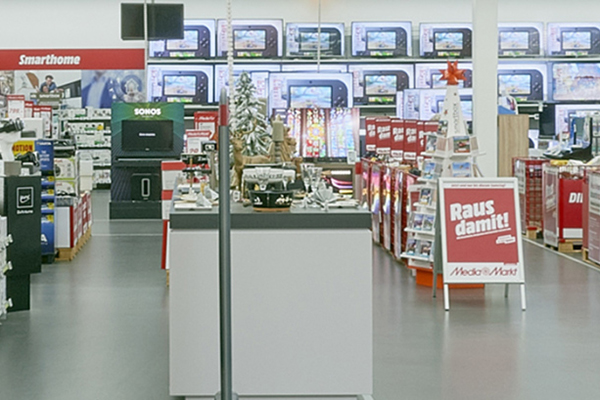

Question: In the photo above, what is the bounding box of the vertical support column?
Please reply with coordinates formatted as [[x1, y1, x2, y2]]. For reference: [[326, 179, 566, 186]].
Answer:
[[472, 0, 499, 177]]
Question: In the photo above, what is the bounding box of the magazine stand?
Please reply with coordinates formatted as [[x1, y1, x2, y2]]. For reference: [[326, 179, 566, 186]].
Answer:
[[400, 61, 483, 292]]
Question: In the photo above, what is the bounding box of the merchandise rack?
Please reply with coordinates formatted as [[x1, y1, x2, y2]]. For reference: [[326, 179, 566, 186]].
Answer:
[[513, 158, 549, 239]]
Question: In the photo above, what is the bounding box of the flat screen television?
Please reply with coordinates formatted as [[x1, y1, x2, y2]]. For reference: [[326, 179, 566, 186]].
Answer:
[[234, 29, 266, 50], [500, 31, 530, 50], [561, 31, 591, 50], [300, 32, 331, 51], [498, 74, 531, 96], [122, 120, 174, 152], [552, 63, 600, 101], [497, 24, 543, 56], [166, 30, 199, 51], [365, 74, 398, 96], [420, 23, 472, 58], [121, 3, 184, 40], [367, 31, 397, 50], [163, 75, 197, 96], [434, 32, 463, 50], [289, 86, 332, 108], [351, 22, 411, 57]]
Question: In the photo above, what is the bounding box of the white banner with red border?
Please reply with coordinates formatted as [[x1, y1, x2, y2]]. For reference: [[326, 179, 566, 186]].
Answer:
[[439, 178, 525, 285]]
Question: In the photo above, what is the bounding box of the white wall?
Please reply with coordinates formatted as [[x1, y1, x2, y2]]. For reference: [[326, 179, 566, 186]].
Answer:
[[5, 0, 600, 50]]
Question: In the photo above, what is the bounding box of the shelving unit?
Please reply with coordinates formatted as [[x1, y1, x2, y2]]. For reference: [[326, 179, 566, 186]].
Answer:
[[36, 140, 56, 262], [0, 216, 12, 320], [59, 108, 112, 189]]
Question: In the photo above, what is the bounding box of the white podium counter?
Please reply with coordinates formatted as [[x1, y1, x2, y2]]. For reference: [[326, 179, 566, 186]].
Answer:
[[169, 202, 373, 400]]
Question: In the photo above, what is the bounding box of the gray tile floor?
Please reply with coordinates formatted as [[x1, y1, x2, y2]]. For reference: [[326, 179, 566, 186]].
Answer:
[[1, 190, 600, 400]]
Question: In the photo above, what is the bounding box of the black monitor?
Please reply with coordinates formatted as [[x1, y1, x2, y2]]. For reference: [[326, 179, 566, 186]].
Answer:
[[539, 104, 556, 137], [122, 120, 174, 152], [121, 3, 184, 40]]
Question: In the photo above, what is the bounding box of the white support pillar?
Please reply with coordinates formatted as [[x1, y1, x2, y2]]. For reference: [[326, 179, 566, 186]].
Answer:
[[472, 0, 499, 177]]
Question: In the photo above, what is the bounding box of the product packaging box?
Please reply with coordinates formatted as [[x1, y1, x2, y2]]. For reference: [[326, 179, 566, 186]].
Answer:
[[187, 111, 219, 153], [403, 119, 419, 162], [55, 157, 78, 179], [375, 117, 392, 156], [422, 121, 439, 155], [79, 159, 94, 177], [417, 121, 425, 157], [55, 179, 78, 197], [365, 117, 377, 153], [391, 118, 405, 160]]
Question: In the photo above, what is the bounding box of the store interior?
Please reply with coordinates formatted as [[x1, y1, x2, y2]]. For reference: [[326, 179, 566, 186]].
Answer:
[[1, 1, 600, 400]]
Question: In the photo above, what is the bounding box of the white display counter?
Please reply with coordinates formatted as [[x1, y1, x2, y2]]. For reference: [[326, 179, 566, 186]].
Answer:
[[169, 203, 373, 400]]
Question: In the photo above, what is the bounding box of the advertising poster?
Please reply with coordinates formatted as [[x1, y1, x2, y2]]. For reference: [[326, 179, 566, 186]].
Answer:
[[558, 178, 584, 239], [439, 178, 525, 284]]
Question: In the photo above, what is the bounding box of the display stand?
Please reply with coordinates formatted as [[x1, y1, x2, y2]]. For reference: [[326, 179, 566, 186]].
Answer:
[[59, 107, 112, 189], [583, 168, 600, 266], [401, 63, 483, 290], [513, 158, 549, 239], [168, 204, 373, 399], [542, 164, 587, 252]]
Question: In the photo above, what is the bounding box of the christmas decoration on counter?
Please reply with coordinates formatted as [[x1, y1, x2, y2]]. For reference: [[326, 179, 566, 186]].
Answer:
[[230, 71, 272, 157]]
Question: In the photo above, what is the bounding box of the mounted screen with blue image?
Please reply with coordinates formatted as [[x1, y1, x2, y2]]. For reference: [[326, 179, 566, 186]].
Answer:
[[431, 72, 465, 89], [436, 99, 472, 121], [500, 31, 529, 50], [434, 32, 463, 50], [234, 29, 266, 50], [367, 31, 396, 50], [289, 86, 332, 108], [553, 63, 600, 100], [163, 75, 196, 96], [498, 74, 531, 95], [562, 31, 591, 50], [166, 30, 199, 51], [299, 32, 331, 51], [365, 75, 397, 95]]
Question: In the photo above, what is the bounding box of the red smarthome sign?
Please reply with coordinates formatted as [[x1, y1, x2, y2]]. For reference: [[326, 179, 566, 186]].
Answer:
[[0, 49, 145, 70]]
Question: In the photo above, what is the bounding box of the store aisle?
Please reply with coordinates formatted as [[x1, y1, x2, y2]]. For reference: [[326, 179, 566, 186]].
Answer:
[[1, 190, 600, 400]]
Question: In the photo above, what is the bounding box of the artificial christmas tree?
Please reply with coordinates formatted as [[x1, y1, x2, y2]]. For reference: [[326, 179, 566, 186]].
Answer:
[[230, 71, 272, 157]]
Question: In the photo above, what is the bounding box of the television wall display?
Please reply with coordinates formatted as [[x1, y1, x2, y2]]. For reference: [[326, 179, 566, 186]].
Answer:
[[547, 23, 600, 56], [149, 19, 216, 58], [498, 63, 547, 101], [552, 62, 600, 101], [286, 23, 345, 57], [498, 23, 544, 57], [269, 72, 353, 112], [348, 64, 414, 105], [351, 22, 412, 57], [414, 63, 472, 89], [420, 23, 472, 58], [216, 19, 283, 58], [147, 64, 213, 104]]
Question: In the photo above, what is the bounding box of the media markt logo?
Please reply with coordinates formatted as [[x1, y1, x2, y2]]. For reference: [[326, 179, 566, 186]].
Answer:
[[134, 108, 162, 117], [16, 187, 34, 214], [450, 266, 518, 277]]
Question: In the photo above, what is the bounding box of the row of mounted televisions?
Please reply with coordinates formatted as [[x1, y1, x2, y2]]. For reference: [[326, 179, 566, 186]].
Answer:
[[145, 19, 600, 59], [147, 61, 600, 109]]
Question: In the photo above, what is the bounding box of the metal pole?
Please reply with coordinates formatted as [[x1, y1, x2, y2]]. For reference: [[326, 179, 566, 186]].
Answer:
[[218, 88, 233, 400], [317, 0, 321, 72]]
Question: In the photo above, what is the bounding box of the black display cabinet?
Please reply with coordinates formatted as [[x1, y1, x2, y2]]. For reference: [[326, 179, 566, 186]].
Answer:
[[1, 175, 42, 312]]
